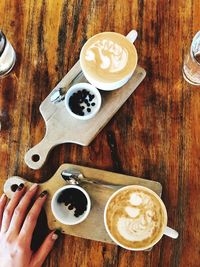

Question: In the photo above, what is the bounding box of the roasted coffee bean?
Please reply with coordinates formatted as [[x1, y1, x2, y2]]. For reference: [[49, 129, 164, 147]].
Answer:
[[68, 204, 74, 210], [89, 95, 95, 101]]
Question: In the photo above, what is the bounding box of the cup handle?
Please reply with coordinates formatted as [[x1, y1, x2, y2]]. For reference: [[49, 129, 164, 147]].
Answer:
[[164, 226, 179, 239], [126, 30, 138, 43]]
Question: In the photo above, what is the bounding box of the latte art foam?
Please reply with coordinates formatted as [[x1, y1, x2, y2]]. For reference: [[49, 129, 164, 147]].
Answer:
[[85, 39, 128, 73], [117, 193, 157, 242], [105, 187, 167, 249], [80, 32, 137, 86]]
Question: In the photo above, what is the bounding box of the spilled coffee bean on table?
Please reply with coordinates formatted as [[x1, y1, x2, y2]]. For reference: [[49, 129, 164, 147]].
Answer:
[[69, 89, 96, 116]]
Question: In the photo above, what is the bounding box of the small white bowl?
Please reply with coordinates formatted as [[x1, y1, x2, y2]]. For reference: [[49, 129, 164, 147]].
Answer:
[[51, 185, 91, 225], [65, 83, 102, 120]]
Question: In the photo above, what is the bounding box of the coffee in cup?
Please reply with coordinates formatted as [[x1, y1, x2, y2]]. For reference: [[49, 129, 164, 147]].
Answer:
[[80, 31, 138, 91], [104, 185, 178, 250]]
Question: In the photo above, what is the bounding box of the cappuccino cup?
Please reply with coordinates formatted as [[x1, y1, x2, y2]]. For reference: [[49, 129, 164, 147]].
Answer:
[[80, 30, 138, 91], [104, 185, 178, 251]]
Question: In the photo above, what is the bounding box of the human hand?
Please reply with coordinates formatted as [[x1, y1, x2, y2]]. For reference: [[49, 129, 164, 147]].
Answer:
[[0, 184, 59, 267]]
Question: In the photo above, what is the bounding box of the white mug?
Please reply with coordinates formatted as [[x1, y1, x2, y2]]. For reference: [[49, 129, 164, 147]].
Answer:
[[104, 185, 178, 251], [80, 30, 138, 91]]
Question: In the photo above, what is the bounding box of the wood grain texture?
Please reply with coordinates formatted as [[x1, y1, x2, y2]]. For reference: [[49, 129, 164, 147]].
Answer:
[[0, 0, 200, 266]]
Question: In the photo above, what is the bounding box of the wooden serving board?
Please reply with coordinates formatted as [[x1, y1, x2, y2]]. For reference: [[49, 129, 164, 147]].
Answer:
[[24, 63, 146, 169], [4, 164, 162, 244]]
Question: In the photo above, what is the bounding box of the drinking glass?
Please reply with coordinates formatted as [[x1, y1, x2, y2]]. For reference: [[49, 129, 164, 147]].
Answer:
[[182, 31, 200, 86], [0, 30, 16, 77]]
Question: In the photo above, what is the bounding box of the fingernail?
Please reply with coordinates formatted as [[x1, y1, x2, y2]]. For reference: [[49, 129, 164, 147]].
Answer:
[[39, 190, 48, 198], [29, 183, 38, 191], [52, 229, 60, 240], [11, 184, 18, 192], [17, 183, 24, 191]]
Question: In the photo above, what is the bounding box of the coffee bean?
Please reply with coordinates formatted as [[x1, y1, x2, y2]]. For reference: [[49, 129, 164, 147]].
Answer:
[[89, 95, 95, 101]]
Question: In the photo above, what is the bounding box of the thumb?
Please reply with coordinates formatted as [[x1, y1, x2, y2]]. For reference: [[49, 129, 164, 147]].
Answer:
[[31, 230, 60, 267]]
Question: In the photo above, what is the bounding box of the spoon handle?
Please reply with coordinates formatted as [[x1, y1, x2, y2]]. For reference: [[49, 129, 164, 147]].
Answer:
[[81, 177, 124, 190]]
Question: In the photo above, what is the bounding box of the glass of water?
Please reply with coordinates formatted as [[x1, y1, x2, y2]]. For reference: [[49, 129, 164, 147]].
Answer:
[[182, 31, 200, 86], [0, 30, 16, 77]]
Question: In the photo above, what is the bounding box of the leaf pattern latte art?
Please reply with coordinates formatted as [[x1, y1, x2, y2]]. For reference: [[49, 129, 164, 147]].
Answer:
[[85, 39, 128, 73]]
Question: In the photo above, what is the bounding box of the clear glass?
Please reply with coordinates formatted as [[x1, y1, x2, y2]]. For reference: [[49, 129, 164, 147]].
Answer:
[[0, 31, 16, 77], [182, 31, 200, 86]]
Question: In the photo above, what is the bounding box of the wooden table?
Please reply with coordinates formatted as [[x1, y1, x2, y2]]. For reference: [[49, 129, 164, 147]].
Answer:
[[0, 1, 200, 266]]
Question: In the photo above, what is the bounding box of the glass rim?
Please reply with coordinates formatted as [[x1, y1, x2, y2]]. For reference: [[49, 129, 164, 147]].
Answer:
[[191, 50, 200, 66], [0, 30, 6, 57], [191, 31, 200, 66]]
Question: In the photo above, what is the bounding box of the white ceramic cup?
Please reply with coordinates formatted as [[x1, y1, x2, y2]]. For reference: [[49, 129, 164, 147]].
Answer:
[[104, 185, 178, 251], [65, 82, 102, 120], [80, 30, 138, 91], [51, 185, 91, 225]]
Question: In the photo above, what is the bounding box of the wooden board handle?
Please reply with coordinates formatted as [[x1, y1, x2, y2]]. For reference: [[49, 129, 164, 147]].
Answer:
[[24, 136, 55, 169]]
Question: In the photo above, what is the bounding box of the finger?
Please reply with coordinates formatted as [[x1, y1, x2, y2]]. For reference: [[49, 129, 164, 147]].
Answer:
[[8, 183, 39, 234], [31, 230, 60, 267], [20, 191, 48, 244], [0, 184, 25, 233], [0, 194, 7, 229]]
